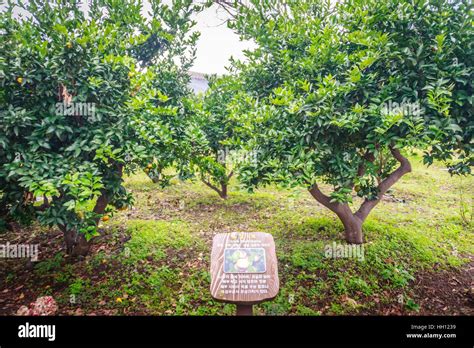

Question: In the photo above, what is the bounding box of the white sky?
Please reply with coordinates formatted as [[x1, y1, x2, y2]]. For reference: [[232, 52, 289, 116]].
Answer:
[[190, 4, 255, 75], [140, 1, 255, 75]]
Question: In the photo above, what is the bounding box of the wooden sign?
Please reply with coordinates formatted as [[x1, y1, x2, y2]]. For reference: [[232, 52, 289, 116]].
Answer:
[[210, 232, 279, 305]]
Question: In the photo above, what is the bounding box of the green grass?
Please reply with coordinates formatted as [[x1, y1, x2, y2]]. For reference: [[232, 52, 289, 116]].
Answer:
[[19, 155, 474, 315], [123, 220, 196, 263]]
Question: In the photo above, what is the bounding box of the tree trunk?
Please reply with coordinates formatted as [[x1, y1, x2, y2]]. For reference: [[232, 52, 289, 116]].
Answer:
[[202, 178, 228, 199], [220, 183, 228, 199], [60, 226, 91, 256], [309, 185, 365, 244], [337, 211, 363, 244], [59, 190, 110, 256], [308, 147, 411, 244], [59, 164, 120, 256]]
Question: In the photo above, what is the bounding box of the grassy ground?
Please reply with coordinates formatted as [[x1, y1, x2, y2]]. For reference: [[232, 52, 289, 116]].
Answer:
[[0, 153, 473, 315]]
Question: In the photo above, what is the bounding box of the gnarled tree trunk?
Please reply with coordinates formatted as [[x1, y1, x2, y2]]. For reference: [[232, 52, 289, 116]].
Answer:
[[338, 209, 364, 244], [309, 147, 411, 244]]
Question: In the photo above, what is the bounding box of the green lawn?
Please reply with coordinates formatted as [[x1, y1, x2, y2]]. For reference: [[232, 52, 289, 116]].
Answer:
[[1, 154, 472, 315]]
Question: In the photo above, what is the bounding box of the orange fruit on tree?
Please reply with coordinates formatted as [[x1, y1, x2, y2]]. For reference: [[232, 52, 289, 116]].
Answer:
[[16, 77, 23, 84], [101, 215, 110, 222]]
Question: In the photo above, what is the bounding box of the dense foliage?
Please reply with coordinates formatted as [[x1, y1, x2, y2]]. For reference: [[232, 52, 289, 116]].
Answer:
[[225, 0, 473, 243], [189, 75, 245, 198], [0, 0, 200, 254], [1, 0, 472, 256]]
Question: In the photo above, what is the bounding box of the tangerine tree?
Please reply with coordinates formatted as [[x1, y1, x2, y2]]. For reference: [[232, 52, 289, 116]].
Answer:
[[226, 0, 473, 243], [189, 75, 246, 199], [0, 0, 200, 255]]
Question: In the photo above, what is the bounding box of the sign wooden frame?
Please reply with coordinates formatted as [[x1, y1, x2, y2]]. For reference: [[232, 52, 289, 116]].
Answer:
[[210, 232, 279, 306]]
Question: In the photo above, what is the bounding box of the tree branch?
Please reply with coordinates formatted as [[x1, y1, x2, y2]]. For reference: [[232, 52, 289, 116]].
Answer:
[[93, 192, 109, 215], [349, 151, 374, 189], [93, 163, 122, 220], [35, 195, 50, 212], [214, 0, 243, 19], [355, 147, 411, 221], [309, 184, 352, 216], [201, 178, 223, 196]]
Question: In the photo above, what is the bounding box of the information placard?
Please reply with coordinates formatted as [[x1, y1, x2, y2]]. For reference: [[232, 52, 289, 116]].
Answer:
[[210, 232, 279, 304]]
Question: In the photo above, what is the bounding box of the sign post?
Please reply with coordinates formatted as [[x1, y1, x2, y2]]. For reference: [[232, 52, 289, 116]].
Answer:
[[210, 232, 279, 315]]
